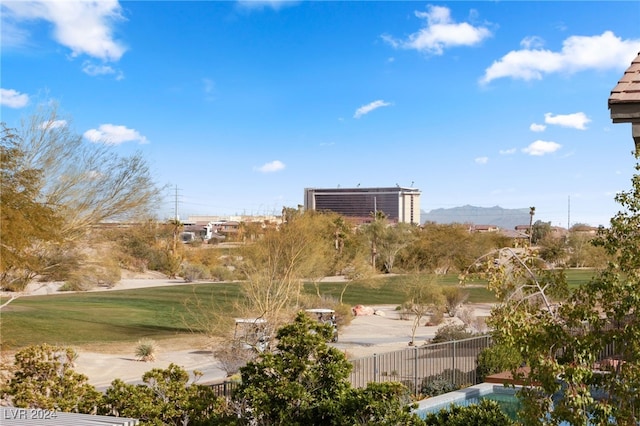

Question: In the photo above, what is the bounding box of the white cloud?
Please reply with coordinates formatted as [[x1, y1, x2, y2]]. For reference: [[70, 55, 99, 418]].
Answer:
[[530, 123, 547, 132], [354, 100, 391, 118], [40, 119, 68, 130], [82, 61, 123, 79], [522, 140, 561, 156], [544, 112, 590, 130], [499, 148, 516, 155], [237, 0, 299, 11], [475, 156, 489, 164], [481, 31, 640, 84], [520, 36, 544, 50], [382, 5, 491, 55], [255, 160, 285, 173], [0, 88, 29, 108], [3, 0, 126, 61], [83, 124, 149, 145]]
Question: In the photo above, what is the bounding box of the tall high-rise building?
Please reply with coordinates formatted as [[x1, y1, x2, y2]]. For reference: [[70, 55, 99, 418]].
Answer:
[[304, 186, 421, 225]]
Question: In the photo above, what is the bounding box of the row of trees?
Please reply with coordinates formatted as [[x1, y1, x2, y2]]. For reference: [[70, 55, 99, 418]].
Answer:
[[1, 104, 609, 294]]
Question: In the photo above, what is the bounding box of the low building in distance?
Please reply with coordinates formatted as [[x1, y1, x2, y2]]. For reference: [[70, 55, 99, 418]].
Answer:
[[304, 186, 421, 225]]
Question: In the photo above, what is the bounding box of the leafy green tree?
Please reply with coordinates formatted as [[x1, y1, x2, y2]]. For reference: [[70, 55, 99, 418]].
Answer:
[[566, 230, 608, 268], [536, 233, 567, 266], [4, 344, 102, 413], [233, 312, 424, 425], [483, 153, 640, 425], [378, 222, 416, 273], [531, 219, 551, 245], [475, 344, 523, 382], [399, 223, 475, 274], [358, 210, 389, 271], [102, 363, 225, 426]]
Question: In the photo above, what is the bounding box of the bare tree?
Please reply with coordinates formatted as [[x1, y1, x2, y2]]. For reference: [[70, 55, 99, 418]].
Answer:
[[400, 273, 444, 346], [1, 103, 161, 289], [14, 103, 161, 241]]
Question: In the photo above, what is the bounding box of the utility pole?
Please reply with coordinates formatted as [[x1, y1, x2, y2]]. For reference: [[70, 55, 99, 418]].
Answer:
[[174, 185, 179, 221]]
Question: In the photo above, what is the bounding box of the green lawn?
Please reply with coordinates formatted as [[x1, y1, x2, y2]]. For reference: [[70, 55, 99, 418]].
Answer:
[[1, 269, 596, 349]]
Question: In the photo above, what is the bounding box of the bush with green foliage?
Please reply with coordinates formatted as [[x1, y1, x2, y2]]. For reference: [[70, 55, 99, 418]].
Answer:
[[101, 363, 227, 425], [233, 311, 425, 425], [431, 323, 474, 343], [475, 344, 523, 382], [3, 344, 102, 412], [422, 399, 516, 426]]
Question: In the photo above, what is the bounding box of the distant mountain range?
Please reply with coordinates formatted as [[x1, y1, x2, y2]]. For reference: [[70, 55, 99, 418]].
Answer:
[[421, 205, 531, 230]]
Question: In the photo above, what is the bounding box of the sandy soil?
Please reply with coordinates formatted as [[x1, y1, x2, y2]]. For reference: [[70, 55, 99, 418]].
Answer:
[[8, 276, 494, 388]]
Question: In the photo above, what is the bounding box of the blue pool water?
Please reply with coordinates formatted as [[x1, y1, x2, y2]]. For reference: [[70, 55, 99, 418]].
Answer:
[[414, 383, 600, 425], [415, 383, 519, 419]]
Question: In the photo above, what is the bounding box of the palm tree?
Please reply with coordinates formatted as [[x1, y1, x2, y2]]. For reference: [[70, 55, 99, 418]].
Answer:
[[529, 206, 536, 246]]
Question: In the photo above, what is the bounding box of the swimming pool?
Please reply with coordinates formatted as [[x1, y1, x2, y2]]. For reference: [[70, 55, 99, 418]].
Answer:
[[414, 383, 520, 419]]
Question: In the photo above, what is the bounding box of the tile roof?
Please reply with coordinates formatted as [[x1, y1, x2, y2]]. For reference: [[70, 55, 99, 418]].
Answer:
[[609, 51, 640, 123]]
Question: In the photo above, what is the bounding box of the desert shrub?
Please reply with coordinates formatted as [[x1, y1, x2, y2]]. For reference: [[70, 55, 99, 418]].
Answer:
[[442, 286, 469, 317], [476, 344, 523, 382], [420, 378, 460, 397], [427, 309, 444, 326], [181, 263, 210, 282], [420, 369, 473, 397], [209, 265, 235, 281], [422, 399, 516, 426], [61, 260, 121, 291], [214, 343, 256, 376], [135, 338, 157, 362], [431, 323, 474, 343]]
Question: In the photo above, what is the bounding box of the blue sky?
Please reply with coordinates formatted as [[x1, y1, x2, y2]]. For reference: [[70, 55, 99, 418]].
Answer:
[[2, 1, 639, 227]]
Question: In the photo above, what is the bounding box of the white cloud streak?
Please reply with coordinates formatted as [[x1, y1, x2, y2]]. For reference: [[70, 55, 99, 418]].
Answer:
[[544, 112, 590, 130], [0, 88, 29, 108], [354, 100, 391, 118], [481, 31, 640, 84], [499, 148, 516, 155], [529, 123, 547, 132], [3, 0, 126, 62], [255, 160, 285, 173], [382, 5, 491, 55], [84, 124, 149, 145], [475, 156, 489, 165], [522, 140, 561, 156], [40, 119, 68, 130], [237, 0, 299, 11]]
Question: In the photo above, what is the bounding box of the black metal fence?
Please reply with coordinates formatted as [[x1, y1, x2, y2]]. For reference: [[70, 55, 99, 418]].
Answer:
[[348, 335, 493, 392], [208, 380, 239, 398]]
